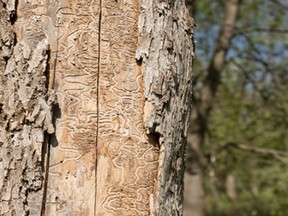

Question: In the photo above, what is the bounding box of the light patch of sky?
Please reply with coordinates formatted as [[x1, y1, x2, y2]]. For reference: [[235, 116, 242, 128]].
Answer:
[[192, 0, 288, 93], [194, 24, 220, 66], [226, 35, 249, 62]]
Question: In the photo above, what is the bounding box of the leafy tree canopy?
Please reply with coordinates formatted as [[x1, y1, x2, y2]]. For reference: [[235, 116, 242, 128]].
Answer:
[[191, 0, 288, 215]]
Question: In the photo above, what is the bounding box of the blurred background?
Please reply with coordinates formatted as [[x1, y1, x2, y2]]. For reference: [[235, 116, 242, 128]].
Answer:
[[183, 0, 288, 215]]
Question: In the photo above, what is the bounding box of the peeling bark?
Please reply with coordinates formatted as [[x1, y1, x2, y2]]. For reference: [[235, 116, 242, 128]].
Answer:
[[137, 0, 194, 214], [0, 2, 55, 215], [0, 0, 194, 215]]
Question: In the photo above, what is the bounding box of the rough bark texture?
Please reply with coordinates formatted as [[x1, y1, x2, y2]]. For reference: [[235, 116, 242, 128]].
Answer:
[[0, 1, 55, 215], [0, 0, 194, 215], [136, 0, 194, 215]]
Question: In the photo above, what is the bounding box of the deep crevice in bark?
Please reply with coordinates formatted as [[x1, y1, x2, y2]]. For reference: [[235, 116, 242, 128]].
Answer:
[[44, 48, 52, 90], [94, 0, 102, 214], [10, 0, 18, 25], [147, 132, 161, 148], [136, 57, 143, 66], [41, 131, 50, 216]]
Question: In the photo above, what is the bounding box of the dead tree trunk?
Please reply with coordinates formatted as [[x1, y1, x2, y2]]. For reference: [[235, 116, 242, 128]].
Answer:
[[0, 0, 194, 215]]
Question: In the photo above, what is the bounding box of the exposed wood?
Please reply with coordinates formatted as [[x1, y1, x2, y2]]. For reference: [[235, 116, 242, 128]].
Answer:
[[96, 0, 160, 215], [42, 1, 99, 214], [0, 0, 194, 215]]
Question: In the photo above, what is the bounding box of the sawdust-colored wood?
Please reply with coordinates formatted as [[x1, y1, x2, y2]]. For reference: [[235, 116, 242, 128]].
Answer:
[[0, 0, 194, 215]]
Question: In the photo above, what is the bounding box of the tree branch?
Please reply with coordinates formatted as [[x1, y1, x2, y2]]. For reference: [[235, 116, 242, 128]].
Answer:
[[235, 27, 288, 34], [220, 142, 288, 165]]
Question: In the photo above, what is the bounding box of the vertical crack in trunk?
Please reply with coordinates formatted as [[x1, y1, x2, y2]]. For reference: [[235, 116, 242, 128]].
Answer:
[[95, 0, 103, 214], [41, 16, 60, 215], [0, 0, 194, 214], [41, 132, 51, 216]]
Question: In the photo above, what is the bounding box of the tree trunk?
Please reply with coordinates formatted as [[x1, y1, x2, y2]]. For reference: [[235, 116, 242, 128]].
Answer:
[[184, 0, 240, 215], [0, 0, 194, 215]]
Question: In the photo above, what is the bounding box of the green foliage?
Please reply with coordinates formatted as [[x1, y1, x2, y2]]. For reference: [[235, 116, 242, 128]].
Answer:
[[193, 0, 288, 215], [205, 67, 288, 215]]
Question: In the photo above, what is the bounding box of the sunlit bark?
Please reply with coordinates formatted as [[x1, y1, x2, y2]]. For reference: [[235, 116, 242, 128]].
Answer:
[[0, 0, 194, 215]]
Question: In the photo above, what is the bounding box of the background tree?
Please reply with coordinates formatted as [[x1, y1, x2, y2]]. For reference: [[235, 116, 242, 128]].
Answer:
[[184, 0, 288, 215], [0, 0, 194, 215]]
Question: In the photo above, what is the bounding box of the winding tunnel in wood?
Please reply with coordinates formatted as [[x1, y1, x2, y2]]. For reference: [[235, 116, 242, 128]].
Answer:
[[14, 0, 158, 215]]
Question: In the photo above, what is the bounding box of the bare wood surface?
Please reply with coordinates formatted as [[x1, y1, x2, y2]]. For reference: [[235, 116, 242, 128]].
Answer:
[[0, 0, 194, 215]]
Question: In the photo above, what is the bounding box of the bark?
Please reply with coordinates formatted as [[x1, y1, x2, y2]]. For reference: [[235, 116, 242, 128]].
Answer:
[[0, 1, 55, 215], [136, 1, 194, 214], [0, 0, 194, 215], [184, 0, 241, 215]]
